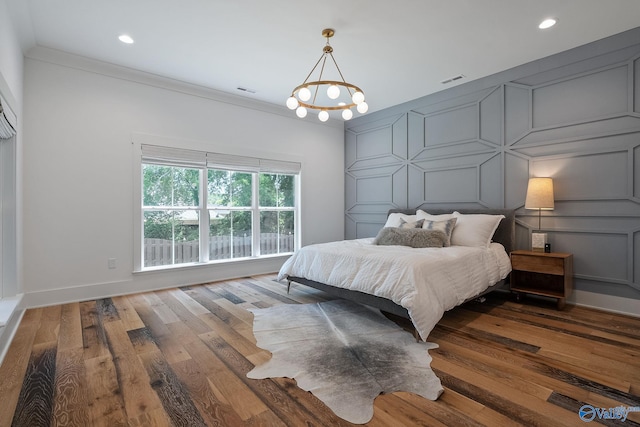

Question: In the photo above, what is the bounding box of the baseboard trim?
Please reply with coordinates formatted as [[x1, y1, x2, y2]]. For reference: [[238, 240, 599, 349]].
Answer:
[[569, 289, 639, 318]]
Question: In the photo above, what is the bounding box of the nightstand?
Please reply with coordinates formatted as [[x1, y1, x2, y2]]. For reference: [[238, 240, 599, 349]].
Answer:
[[510, 250, 573, 309]]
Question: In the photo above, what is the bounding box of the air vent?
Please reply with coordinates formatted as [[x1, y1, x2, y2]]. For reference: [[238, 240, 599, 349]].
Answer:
[[441, 74, 465, 85], [237, 87, 257, 94]]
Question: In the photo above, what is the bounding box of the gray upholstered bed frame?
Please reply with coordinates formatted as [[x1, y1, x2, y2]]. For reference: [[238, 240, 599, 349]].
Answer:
[[286, 208, 516, 320]]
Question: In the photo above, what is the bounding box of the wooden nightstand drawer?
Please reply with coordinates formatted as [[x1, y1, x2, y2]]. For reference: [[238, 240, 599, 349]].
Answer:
[[511, 253, 565, 275]]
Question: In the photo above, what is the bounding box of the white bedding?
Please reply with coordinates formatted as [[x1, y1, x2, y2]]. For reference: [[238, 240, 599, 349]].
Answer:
[[277, 238, 512, 340]]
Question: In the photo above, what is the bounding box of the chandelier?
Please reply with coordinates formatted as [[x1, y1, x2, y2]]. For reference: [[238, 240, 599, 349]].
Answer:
[[286, 28, 368, 122]]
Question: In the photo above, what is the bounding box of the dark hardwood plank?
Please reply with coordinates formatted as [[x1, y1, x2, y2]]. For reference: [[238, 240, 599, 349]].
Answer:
[[11, 343, 57, 427], [0, 308, 43, 427]]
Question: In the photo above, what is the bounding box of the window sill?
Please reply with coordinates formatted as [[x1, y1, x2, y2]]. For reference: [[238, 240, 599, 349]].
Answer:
[[0, 294, 23, 328], [133, 253, 292, 275]]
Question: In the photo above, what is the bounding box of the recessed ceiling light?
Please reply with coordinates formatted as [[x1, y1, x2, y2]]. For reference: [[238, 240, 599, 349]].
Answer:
[[118, 34, 134, 44], [538, 18, 557, 29]]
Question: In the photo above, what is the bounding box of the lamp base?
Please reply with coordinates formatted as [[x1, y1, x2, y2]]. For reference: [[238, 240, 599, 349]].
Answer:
[[531, 232, 547, 252]]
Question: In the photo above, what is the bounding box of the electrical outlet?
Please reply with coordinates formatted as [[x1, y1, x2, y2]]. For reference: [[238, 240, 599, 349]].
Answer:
[[108, 258, 116, 269]]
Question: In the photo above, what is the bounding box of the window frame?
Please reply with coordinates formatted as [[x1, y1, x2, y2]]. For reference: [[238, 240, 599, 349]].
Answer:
[[133, 138, 301, 272]]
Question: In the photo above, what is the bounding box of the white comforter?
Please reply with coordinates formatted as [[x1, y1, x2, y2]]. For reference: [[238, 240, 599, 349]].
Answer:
[[277, 238, 512, 340]]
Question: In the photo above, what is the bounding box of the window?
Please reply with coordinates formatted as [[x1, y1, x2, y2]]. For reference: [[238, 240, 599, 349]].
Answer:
[[139, 144, 300, 269]]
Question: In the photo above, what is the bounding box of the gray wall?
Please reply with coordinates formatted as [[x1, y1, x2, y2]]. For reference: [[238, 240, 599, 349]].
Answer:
[[345, 27, 640, 304]]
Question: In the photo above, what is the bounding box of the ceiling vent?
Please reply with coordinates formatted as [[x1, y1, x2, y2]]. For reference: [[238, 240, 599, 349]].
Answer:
[[441, 74, 465, 85]]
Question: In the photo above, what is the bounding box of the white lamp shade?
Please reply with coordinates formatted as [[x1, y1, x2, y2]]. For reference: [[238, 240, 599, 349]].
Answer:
[[342, 109, 353, 120], [352, 91, 365, 104], [525, 177, 554, 210], [318, 110, 329, 122], [356, 101, 369, 114]]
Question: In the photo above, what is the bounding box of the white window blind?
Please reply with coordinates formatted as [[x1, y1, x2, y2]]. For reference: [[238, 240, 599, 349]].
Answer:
[[0, 95, 17, 140], [207, 152, 301, 174], [141, 144, 206, 168], [140, 144, 300, 174]]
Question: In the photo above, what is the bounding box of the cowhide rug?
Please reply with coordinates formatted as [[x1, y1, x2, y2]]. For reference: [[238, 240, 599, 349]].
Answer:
[[247, 299, 444, 424]]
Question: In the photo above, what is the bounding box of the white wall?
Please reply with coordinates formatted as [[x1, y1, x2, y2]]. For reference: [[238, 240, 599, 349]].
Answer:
[[22, 48, 345, 307], [0, 0, 23, 101]]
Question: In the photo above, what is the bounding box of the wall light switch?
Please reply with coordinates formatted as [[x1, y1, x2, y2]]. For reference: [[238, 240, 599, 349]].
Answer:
[[108, 258, 116, 269]]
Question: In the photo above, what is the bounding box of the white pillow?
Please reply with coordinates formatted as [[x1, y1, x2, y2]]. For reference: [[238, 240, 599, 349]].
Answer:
[[384, 213, 417, 228], [451, 211, 504, 248], [416, 209, 455, 221]]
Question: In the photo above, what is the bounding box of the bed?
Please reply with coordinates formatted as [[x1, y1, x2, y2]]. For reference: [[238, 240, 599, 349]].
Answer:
[[278, 208, 515, 340]]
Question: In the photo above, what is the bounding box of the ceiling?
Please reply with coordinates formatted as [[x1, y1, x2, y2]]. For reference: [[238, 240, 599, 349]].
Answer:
[[8, 0, 640, 117]]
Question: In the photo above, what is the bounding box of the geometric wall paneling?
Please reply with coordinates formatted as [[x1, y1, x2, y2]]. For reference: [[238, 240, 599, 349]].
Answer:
[[344, 172, 357, 210], [424, 103, 478, 147], [531, 65, 629, 128], [479, 86, 503, 146], [479, 153, 503, 207], [635, 229, 640, 288], [354, 126, 394, 159], [504, 83, 531, 145], [411, 150, 500, 171], [411, 86, 496, 116], [344, 112, 405, 135], [424, 166, 478, 203], [413, 140, 499, 161], [407, 112, 425, 157], [635, 56, 640, 113], [530, 150, 629, 201], [511, 121, 640, 156], [354, 174, 393, 204], [504, 152, 529, 208], [407, 164, 425, 209], [635, 144, 640, 200], [348, 158, 404, 173], [391, 114, 408, 159], [552, 230, 628, 284], [558, 200, 640, 217]]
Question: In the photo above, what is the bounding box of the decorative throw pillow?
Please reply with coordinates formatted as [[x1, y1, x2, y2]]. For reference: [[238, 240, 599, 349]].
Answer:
[[451, 211, 504, 248], [383, 213, 417, 228], [416, 210, 455, 222], [399, 218, 425, 229], [373, 227, 447, 248], [421, 218, 457, 247]]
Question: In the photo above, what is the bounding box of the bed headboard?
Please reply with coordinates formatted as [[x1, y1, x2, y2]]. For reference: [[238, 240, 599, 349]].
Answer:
[[387, 208, 516, 254]]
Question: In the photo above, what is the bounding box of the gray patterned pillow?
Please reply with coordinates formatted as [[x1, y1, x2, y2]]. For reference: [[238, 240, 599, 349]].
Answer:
[[373, 227, 447, 248], [422, 218, 457, 247], [399, 218, 425, 229]]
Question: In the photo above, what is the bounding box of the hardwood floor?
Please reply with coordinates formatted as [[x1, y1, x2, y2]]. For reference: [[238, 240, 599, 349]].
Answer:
[[0, 274, 639, 426]]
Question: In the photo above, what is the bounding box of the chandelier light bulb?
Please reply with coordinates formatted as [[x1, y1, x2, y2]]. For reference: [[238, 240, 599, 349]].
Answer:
[[286, 96, 299, 110], [327, 84, 340, 99], [299, 87, 311, 101], [357, 101, 369, 114], [342, 109, 353, 120], [352, 91, 365, 104], [318, 110, 329, 122], [296, 106, 308, 118]]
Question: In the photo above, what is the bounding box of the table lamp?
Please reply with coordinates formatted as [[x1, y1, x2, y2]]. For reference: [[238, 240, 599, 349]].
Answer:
[[525, 177, 554, 252]]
